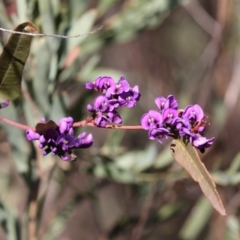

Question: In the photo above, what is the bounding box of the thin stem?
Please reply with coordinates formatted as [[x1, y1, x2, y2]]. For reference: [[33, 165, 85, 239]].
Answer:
[[73, 120, 143, 130], [0, 26, 103, 39], [0, 115, 32, 130], [0, 116, 143, 131]]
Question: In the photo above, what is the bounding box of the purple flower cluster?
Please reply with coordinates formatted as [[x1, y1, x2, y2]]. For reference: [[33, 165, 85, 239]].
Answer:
[[26, 117, 93, 161], [141, 95, 215, 152], [86, 76, 140, 127]]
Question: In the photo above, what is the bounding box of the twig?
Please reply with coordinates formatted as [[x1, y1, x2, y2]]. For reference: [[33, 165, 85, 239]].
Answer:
[[0, 26, 103, 39], [73, 120, 143, 130], [130, 184, 156, 240], [0, 115, 144, 131], [0, 115, 31, 130]]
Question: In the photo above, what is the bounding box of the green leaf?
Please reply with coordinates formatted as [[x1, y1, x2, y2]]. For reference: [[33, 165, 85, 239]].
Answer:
[[66, 9, 97, 52], [0, 22, 37, 100], [170, 139, 226, 216], [224, 216, 240, 240], [115, 144, 157, 173], [179, 197, 212, 239], [154, 144, 173, 169], [228, 152, 240, 174], [38, 0, 59, 52], [32, 39, 51, 113]]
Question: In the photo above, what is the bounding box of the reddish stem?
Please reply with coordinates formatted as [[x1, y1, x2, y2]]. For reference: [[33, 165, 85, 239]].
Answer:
[[73, 120, 143, 130], [0, 115, 32, 130], [0, 116, 144, 131]]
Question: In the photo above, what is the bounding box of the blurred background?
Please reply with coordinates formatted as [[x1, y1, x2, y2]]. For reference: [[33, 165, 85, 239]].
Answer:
[[0, 0, 239, 239]]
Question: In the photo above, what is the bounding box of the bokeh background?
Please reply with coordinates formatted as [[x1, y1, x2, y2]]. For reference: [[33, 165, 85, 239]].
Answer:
[[0, 0, 239, 239]]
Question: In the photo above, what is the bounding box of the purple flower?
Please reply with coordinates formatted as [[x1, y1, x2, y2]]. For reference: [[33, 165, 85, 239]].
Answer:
[[141, 94, 215, 151], [108, 99, 120, 111], [94, 112, 108, 127], [107, 111, 122, 124], [98, 76, 115, 91], [86, 75, 141, 127], [141, 110, 162, 130], [41, 117, 46, 123], [191, 135, 215, 152], [0, 100, 9, 109], [118, 86, 141, 108], [85, 76, 114, 92], [85, 82, 95, 90], [26, 129, 40, 141], [173, 117, 192, 137], [106, 76, 130, 97], [148, 128, 170, 144], [93, 96, 109, 112], [155, 95, 178, 112], [57, 134, 75, 151], [75, 132, 93, 148], [183, 104, 204, 122], [60, 153, 77, 161], [59, 117, 74, 134], [162, 108, 178, 124], [87, 96, 110, 115], [26, 117, 93, 161], [38, 129, 59, 149], [155, 96, 166, 112]]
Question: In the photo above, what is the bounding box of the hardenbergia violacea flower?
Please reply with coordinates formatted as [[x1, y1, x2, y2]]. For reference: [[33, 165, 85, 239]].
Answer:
[[141, 95, 215, 153], [26, 117, 93, 161], [85, 76, 141, 127]]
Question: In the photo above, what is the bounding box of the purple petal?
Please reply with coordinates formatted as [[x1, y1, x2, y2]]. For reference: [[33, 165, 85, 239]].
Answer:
[[98, 76, 115, 90], [81, 133, 93, 148], [57, 134, 75, 149], [166, 95, 178, 109], [107, 112, 122, 124], [192, 136, 215, 148], [85, 82, 95, 90], [155, 97, 166, 111], [183, 104, 204, 122], [39, 135, 46, 144], [26, 129, 40, 141], [41, 117, 46, 123], [58, 117, 74, 134], [95, 114, 108, 127], [87, 104, 94, 112], [93, 96, 109, 112], [148, 128, 170, 143], [141, 110, 162, 130], [162, 108, 178, 124], [0, 100, 9, 109], [42, 148, 51, 156], [75, 132, 93, 148]]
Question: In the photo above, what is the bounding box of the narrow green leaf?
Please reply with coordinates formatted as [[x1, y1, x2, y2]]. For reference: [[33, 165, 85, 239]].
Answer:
[[224, 216, 240, 240], [154, 144, 173, 169], [16, 0, 27, 22], [66, 9, 97, 52], [38, 0, 59, 52], [170, 139, 226, 215], [179, 197, 212, 240], [0, 22, 37, 100], [32, 39, 51, 113], [115, 145, 157, 173]]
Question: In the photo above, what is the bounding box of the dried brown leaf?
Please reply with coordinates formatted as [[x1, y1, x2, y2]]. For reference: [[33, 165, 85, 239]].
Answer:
[[170, 139, 226, 216]]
